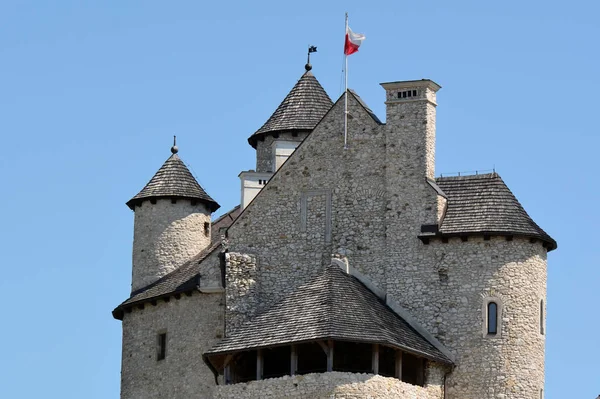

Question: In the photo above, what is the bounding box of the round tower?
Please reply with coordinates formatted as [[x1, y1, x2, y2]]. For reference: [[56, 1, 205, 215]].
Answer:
[[126, 142, 220, 292], [428, 174, 556, 399]]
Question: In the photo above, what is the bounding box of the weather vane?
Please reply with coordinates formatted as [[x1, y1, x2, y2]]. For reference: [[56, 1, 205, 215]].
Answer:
[[306, 45, 317, 71]]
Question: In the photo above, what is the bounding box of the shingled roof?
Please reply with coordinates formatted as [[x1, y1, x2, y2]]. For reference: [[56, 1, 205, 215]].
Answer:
[[112, 242, 221, 320], [248, 70, 333, 148], [126, 152, 219, 212], [433, 173, 556, 250], [205, 264, 452, 365]]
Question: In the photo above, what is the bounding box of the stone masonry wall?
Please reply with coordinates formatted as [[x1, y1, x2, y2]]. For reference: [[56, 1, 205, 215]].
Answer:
[[255, 132, 308, 173], [215, 371, 443, 399], [224, 252, 258, 333], [120, 292, 224, 399], [226, 84, 549, 399], [386, 237, 547, 399], [228, 93, 387, 319], [132, 199, 211, 291]]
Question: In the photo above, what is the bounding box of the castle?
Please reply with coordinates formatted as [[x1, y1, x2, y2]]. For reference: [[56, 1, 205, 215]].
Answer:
[[113, 62, 556, 399]]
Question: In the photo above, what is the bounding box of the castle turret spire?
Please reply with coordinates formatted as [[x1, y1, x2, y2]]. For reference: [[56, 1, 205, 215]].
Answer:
[[247, 66, 332, 150], [127, 142, 220, 292]]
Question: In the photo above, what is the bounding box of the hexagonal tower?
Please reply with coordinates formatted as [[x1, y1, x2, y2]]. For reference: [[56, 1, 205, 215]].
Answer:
[[126, 142, 220, 292]]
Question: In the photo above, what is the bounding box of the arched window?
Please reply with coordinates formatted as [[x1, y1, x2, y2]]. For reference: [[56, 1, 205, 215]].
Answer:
[[487, 302, 498, 335], [540, 299, 544, 335]]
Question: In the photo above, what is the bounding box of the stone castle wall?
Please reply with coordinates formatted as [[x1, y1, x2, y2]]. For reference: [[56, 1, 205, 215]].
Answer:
[[228, 94, 388, 319], [387, 237, 547, 399], [226, 86, 548, 398], [224, 252, 258, 333], [215, 371, 444, 399], [132, 199, 212, 291], [120, 292, 224, 399]]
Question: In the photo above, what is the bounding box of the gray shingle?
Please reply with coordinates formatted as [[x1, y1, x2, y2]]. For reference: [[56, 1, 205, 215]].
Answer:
[[248, 71, 333, 148], [435, 173, 556, 250], [112, 242, 221, 319], [126, 153, 219, 212], [205, 265, 452, 364]]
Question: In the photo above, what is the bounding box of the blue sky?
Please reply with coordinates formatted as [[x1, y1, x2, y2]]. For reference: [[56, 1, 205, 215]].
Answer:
[[0, 1, 597, 398]]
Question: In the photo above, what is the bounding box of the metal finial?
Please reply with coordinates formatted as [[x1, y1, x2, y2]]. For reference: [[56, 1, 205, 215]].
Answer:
[[306, 45, 317, 71], [171, 135, 178, 154]]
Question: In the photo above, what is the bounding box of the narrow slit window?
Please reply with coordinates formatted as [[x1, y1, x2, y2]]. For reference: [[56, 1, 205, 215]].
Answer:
[[157, 332, 167, 361], [540, 300, 544, 335], [204, 222, 210, 237], [487, 302, 498, 335]]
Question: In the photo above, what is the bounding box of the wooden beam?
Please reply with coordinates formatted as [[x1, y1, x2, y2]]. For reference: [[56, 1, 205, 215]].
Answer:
[[224, 365, 231, 385], [290, 345, 298, 376], [223, 354, 233, 368], [256, 349, 263, 380], [326, 340, 334, 372], [317, 341, 329, 355], [395, 350, 403, 380], [372, 344, 379, 375]]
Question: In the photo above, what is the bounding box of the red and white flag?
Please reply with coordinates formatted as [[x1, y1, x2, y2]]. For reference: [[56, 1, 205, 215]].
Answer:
[[344, 26, 365, 56]]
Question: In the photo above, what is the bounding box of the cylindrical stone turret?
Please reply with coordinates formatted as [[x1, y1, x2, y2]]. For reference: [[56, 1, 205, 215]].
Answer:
[[126, 147, 220, 292]]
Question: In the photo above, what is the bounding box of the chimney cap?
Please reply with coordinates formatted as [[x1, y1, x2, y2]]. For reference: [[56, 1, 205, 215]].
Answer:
[[380, 79, 441, 92]]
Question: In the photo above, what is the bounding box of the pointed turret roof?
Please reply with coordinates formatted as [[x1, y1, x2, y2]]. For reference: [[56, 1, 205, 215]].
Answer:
[[432, 173, 556, 250], [126, 148, 220, 212], [248, 70, 333, 148]]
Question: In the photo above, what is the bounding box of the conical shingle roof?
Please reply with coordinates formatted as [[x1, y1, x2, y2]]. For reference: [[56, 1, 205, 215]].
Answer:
[[434, 173, 556, 250], [248, 70, 333, 148], [126, 153, 220, 212]]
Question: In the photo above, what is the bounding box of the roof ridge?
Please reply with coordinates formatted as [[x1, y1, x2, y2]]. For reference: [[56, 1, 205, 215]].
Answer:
[[436, 172, 498, 180]]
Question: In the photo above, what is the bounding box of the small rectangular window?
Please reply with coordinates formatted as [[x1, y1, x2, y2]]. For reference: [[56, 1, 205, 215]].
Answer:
[[157, 332, 167, 361]]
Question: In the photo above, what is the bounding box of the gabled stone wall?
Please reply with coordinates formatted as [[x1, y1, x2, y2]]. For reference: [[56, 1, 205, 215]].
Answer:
[[227, 93, 387, 321]]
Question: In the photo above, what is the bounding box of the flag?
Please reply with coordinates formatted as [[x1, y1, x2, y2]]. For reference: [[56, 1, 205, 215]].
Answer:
[[344, 26, 365, 55]]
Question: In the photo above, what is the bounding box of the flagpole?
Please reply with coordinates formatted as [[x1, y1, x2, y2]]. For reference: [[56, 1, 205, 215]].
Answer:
[[344, 12, 349, 150]]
